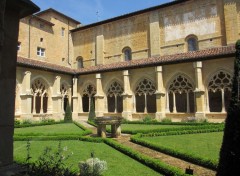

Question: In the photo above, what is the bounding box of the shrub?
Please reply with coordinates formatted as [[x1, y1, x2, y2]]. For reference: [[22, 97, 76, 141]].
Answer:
[[64, 101, 72, 123], [22, 119, 33, 125], [161, 118, 172, 123], [23, 141, 76, 176], [79, 156, 107, 176], [14, 119, 21, 126], [142, 115, 157, 123], [88, 98, 96, 122]]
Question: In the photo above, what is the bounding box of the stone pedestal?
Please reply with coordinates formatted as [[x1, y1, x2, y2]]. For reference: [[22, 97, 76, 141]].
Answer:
[[0, 0, 39, 167]]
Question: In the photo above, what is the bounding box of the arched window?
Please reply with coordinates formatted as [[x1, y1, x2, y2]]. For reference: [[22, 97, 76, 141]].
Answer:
[[168, 75, 194, 113], [107, 81, 124, 113], [60, 84, 69, 112], [76, 56, 84, 69], [207, 71, 232, 113], [31, 79, 48, 114], [123, 47, 132, 61], [135, 79, 156, 113], [186, 36, 198, 52], [82, 84, 96, 112]]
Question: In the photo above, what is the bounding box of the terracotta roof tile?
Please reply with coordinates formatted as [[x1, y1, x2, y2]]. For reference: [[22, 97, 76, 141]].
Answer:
[[17, 45, 235, 76], [17, 57, 75, 75], [76, 45, 236, 75]]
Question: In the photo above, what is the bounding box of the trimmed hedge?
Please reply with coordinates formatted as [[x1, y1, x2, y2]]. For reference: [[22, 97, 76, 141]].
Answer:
[[120, 124, 224, 134], [130, 128, 223, 170], [122, 120, 221, 126], [104, 138, 190, 176], [15, 121, 65, 128]]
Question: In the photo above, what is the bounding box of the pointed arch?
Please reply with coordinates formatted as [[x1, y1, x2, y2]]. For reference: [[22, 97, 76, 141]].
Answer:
[[31, 78, 50, 114], [206, 70, 233, 113], [167, 74, 195, 113], [82, 84, 96, 112], [106, 81, 124, 113], [60, 83, 71, 112], [134, 78, 156, 113]]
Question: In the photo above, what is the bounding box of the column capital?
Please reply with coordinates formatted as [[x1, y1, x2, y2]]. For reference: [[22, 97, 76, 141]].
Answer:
[[156, 66, 163, 72], [96, 73, 102, 79], [193, 61, 202, 68], [24, 71, 31, 75], [123, 70, 130, 76]]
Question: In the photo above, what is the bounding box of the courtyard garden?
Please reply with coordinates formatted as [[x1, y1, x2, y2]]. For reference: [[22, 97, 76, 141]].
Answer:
[[13, 119, 224, 176]]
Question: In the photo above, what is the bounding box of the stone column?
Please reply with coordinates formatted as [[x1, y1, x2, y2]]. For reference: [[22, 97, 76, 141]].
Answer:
[[155, 66, 166, 120], [51, 76, 62, 120], [0, 0, 39, 167], [122, 70, 133, 120], [20, 71, 33, 118], [96, 26, 104, 65], [193, 61, 205, 119], [149, 10, 161, 56], [95, 73, 105, 117], [72, 77, 78, 120]]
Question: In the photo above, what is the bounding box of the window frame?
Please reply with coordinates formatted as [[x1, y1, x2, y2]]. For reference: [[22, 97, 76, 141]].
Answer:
[[186, 35, 198, 52], [37, 47, 46, 57], [122, 47, 132, 61]]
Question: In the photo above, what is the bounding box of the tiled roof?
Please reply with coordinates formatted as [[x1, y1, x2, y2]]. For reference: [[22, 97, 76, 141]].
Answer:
[[17, 57, 75, 75], [76, 45, 236, 75], [17, 45, 236, 76]]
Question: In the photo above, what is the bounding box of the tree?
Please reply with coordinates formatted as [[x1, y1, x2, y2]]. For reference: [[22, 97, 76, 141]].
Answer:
[[88, 97, 96, 122], [217, 40, 240, 176], [64, 100, 72, 122]]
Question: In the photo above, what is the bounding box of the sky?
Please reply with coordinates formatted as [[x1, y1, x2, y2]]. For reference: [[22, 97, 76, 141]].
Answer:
[[31, 0, 173, 25]]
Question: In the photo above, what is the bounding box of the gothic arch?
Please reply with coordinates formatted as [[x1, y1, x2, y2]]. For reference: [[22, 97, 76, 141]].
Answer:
[[106, 81, 124, 113], [60, 83, 71, 112], [104, 78, 123, 93], [166, 74, 195, 113], [134, 78, 156, 113], [206, 70, 233, 113], [82, 84, 96, 112], [31, 78, 50, 114]]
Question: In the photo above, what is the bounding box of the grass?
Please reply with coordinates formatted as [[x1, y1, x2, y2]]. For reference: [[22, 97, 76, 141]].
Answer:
[[14, 140, 162, 176], [107, 124, 188, 133], [14, 123, 85, 136], [141, 132, 223, 163]]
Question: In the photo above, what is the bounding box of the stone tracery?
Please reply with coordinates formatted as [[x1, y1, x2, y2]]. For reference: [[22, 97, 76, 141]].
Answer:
[[168, 75, 194, 113], [107, 81, 124, 113], [82, 84, 96, 112], [135, 78, 156, 113]]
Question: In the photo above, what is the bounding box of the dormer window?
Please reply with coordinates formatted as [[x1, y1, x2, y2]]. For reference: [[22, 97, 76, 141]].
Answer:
[[123, 47, 132, 61], [186, 35, 198, 52]]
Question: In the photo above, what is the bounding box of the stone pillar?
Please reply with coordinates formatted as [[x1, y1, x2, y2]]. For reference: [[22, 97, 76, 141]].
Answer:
[[96, 26, 104, 65], [149, 10, 161, 56], [155, 66, 166, 120], [95, 73, 105, 117], [20, 71, 33, 118], [193, 61, 205, 119], [122, 70, 133, 120], [0, 0, 39, 168], [52, 76, 62, 120], [223, 0, 239, 45], [72, 77, 78, 120]]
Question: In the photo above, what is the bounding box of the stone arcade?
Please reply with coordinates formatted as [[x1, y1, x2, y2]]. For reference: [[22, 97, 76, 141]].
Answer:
[[15, 0, 240, 123]]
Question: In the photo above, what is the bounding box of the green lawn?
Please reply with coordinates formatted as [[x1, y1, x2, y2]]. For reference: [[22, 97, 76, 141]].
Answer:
[[141, 132, 223, 162], [108, 124, 189, 134], [14, 123, 85, 136], [14, 141, 162, 176]]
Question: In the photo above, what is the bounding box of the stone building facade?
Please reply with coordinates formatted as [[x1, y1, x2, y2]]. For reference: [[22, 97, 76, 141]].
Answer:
[[16, 0, 240, 122]]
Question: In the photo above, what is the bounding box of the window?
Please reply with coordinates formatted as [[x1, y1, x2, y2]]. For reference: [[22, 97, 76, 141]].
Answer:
[[123, 47, 132, 61], [37, 47, 45, 57], [76, 56, 83, 69], [61, 27, 65, 36], [187, 36, 198, 51], [40, 38, 43, 42], [17, 42, 21, 51]]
